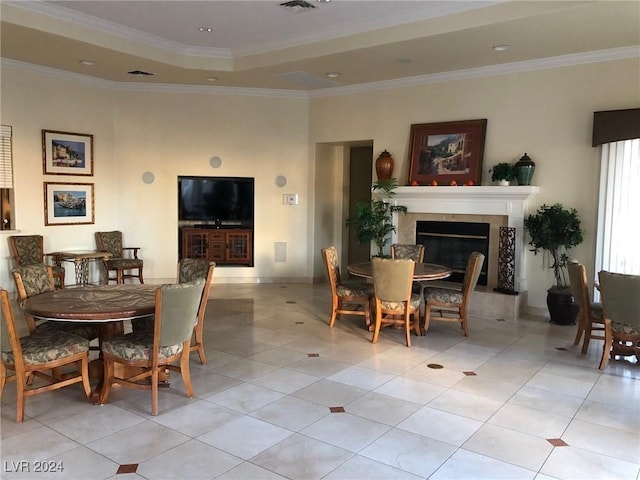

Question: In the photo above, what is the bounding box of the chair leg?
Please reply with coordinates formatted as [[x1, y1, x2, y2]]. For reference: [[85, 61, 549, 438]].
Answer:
[[16, 378, 26, 423], [371, 305, 382, 344], [329, 297, 340, 327], [422, 306, 432, 336], [461, 316, 468, 337], [0, 362, 6, 398], [581, 319, 592, 355], [181, 344, 194, 398], [599, 323, 612, 370], [573, 310, 585, 346], [138, 268, 144, 284], [364, 298, 371, 330], [151, 367, 159, 416], [404, 312, 411, 348]]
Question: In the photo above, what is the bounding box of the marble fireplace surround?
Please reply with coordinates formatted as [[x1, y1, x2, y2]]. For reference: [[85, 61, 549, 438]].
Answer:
[[387, 185, 540, 319]]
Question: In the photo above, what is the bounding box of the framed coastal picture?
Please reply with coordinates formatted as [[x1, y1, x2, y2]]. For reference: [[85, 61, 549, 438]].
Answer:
[[407, 119, 487, 186], [42, 130, 94, 176], [44, 182, 94, 226]]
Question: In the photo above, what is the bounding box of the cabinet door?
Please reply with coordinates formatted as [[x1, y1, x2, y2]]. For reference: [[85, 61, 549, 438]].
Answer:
[[225, 232, 252, 264], [182, 231, 208, 259]]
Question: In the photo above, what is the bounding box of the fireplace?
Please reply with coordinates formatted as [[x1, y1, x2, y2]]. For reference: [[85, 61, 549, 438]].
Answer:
[[416, 220, 489, 285], [384, 185, 539, 294]]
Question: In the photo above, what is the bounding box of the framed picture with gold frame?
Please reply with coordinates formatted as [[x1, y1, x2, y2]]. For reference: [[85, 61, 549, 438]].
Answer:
[[42, 130, 94, 176], [44, 182, 94, 226], [407, 119, 487, 186]]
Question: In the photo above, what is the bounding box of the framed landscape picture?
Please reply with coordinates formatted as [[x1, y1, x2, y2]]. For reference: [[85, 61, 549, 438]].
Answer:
[[407, 119, 487, 186], [44, 182, 94, 226], [42, 130, 94, 176]]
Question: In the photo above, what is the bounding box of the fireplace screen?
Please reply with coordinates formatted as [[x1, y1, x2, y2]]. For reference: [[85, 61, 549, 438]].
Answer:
[[416, 220, 489, 285]]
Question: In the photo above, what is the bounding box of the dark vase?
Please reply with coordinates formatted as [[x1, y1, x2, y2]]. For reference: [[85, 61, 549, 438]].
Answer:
[[375, 150, 394, 181], [546, 286, 579, 325], [515, 152, 535, 185]]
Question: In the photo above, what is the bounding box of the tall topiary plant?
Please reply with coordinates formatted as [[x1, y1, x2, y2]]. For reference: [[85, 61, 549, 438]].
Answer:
[[346, 178, 407, 257]]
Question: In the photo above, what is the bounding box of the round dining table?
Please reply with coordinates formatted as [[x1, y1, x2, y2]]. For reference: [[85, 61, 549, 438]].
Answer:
[[348, 261, 452, 281]]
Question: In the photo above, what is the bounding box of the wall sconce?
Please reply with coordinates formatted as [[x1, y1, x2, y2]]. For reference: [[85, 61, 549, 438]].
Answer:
[[210, 156, 222, 168]]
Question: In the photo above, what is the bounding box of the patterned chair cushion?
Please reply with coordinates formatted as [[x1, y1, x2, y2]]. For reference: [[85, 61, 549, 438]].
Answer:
[[36, 321, 98, 340], [15, 264, 54, 297], [393, 244, 423, 262], [99, 231, 123, 258], [2, 330, 89, 365], [612, 321, 640, 335], [102, 331, 183, 361], [380, 293, 422, 311], [12, 236, 42, 265], [336, 282, 373, 298], [106, 258, 143, 269], [425, 287, 463, 304], [179, 259, 212, 283]]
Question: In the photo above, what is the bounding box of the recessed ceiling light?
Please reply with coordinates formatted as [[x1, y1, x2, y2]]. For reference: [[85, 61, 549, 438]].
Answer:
[[325, 72, 340, 78], [79, 60, 95, 66], [206, 77, 218, 82], [199, 27, 213, 32], [492, 45, 510, 52]]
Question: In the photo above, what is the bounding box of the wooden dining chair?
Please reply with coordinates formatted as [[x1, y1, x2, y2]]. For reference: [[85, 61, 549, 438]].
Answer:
[[597, 270, 640, 370], [423, 252, 485, 336], [99, 279, 205, 415], [8, 235, 65, 289], [178, 258, 215, 364], [0, 289, 92, 423], [371, 258, 422, 347], [95, 231, 144, 284], [12, 264, 99, 342], [321, 246, 373, 330], [391, 243, 427, 314], [568, 261, 604, 354]]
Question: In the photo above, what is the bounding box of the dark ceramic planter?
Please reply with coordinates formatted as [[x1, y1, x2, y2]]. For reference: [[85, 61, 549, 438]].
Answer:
[[546, 286, 579, 325]]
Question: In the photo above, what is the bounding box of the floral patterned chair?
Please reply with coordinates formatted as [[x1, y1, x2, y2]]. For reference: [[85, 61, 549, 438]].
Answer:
[[391, 243, 427, 315], [99, 279, 205, 415], [597, 270, 640, 370], [321, 246, 373, 330], [95, 231, 144, 284], [12, 264, 98, 341], [8, 235, 65, 289], [422, 252, 485, 337], [0, 289, 92, 423]]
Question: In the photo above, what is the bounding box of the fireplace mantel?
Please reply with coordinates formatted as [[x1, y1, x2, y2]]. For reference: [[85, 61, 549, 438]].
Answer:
[[387, 185, 539, 292]]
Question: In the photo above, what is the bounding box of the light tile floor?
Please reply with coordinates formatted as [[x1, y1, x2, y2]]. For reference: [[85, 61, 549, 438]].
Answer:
[[1, 283, 639, 480]]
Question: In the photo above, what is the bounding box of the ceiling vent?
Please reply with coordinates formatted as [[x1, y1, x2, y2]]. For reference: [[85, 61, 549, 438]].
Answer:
[[280, 0, 316, 13]]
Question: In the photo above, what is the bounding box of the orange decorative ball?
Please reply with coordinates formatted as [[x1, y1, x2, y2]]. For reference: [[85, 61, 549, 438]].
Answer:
[[411, 180, 419, 186], [450, 180, 457, 186], [465, 180, 474, 186], [430, 180, 438, 186]]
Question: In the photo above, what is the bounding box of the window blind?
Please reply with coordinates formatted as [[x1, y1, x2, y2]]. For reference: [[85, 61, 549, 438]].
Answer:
[[0, 125, 13, 189]]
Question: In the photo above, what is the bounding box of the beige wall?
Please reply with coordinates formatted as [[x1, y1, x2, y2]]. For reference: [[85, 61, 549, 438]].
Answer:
[[309, 58, 640, 312], [2, 57, 639, 314]]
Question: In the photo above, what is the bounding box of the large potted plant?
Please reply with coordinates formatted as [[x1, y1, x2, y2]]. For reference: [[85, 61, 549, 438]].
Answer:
[[346, 178, 407, 258], [524, 203, 584, 324]]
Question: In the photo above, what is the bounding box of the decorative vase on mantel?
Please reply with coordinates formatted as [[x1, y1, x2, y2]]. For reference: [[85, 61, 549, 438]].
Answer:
[[375, 150, 394, 181], [515, 152, 535, 185]]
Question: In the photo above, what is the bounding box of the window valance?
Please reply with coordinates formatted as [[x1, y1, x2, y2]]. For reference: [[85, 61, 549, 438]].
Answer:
[[592, 108, 640, 147]]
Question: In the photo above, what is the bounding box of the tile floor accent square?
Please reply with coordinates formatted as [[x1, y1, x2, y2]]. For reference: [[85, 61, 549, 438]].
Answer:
[[308, 353, 320, 357], [330, 406, 345, 413], [547, 438, 569, 447], [556, 347, 568, 351], [463, 371, 477, 376], [117, 464, 138, 474], [295, 321, 304, 324]]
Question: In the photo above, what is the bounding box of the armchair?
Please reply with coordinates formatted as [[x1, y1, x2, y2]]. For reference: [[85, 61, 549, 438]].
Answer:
[[95, 231, 144, 284], [8, 235, 65, 289]]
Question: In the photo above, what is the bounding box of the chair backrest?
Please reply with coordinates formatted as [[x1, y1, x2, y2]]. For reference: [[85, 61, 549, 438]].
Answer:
[[178, 258, 215, 319], [372, 258, 415, 303], [12, 264, 55, 302], [8, 235, 44, 267], [391, 244, 425, 262], [156, 279, 206, 347], [462, 252, 485, 297], [95, 231, 123, 258], [321, 246, 342, 290], [567, 262, 590, 309], [0, 289, 23, 366], [598, 271, 640, 328]]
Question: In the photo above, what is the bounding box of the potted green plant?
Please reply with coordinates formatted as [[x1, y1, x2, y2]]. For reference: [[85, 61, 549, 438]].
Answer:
[[346, 178, 407, 258], [489, 162, 517, 185], [524, 203, 584, 324]]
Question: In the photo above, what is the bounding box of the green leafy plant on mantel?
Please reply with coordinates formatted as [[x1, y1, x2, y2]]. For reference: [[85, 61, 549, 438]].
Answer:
[[489, 162, 517, 182], [346, 178, 408, 258], [524, 203, 584, 289]]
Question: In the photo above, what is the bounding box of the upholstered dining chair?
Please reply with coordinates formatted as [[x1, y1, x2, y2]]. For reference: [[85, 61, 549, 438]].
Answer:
[[95, 231, 144, 284], [597, 270, 640, 370], [8, 235, 65, 289], [321, 246, 373, 330], [422, 251, 485, 336], [371, 258, 422, 347], [178, 258, 215, 364], [568, 261, 604, 354], [12, 264, 99, 342], [391, 243, 427, 314], [99, 279, 205, 415], [0, 289, 92, 423]]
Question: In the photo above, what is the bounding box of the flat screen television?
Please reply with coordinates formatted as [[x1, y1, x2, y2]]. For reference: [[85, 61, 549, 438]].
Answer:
[[178, 176, 254, 224]]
